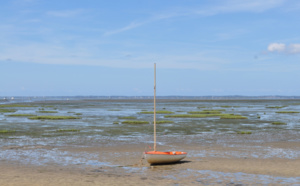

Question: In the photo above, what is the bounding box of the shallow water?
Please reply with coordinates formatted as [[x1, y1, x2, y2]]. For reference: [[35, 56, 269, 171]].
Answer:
[[1, 98, 300, 147], [1, 99, 300, 136]]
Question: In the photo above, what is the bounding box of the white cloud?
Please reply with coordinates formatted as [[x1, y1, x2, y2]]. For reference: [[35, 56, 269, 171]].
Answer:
[[268, 43, 286, 52], [267, 43, 300, 54]]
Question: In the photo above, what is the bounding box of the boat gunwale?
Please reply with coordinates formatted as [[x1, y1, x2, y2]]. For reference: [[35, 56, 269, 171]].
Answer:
[[145, 151, 187, 155]]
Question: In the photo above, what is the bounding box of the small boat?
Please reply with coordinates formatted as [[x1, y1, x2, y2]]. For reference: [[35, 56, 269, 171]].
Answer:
[[145, 151, 187, 164], [144, 63, 187, 164]]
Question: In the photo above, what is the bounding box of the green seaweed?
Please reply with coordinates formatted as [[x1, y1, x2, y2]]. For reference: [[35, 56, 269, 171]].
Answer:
[[271, 122, 287, 125], [220, 106, 240, 108], [276, 111, 299, 114], [237, 131, 252, 134], [139, 110, 174, 114], [118, 116, 137, 119], [203, 109, 226, 111], [164, 114, 234, 118], [220, 106, 232, 108], [0, 104, 35, 107], [29, 116, 81, 120], [56, 129, 80, 132], [36, 111, 58, 113], [188, 111, 222, 114], [121, 120, 149, 124], [7, 114, 37, 117], [266, 106, 285, 109], [153, 120, 174, 124], [0, 130, 16, 133], [0, 109, 17, 113], [220, 115, 248, 119]]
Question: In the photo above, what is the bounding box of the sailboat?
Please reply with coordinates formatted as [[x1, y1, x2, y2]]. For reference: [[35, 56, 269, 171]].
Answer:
[[144, 63, 187, 164]]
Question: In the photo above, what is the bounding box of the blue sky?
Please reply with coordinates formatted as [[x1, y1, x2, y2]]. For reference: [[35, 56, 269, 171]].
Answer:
[[1, 0, 300, 96]]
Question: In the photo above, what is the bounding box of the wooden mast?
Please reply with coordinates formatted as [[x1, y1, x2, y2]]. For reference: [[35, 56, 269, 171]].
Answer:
[[154, 63, 157, 151]]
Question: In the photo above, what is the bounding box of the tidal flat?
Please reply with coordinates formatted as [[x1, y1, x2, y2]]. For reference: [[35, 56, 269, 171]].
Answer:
[[0, 98, 299, 185]]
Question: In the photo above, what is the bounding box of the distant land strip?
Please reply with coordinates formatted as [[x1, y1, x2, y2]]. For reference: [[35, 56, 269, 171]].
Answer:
[[1, 95, 300, 103]]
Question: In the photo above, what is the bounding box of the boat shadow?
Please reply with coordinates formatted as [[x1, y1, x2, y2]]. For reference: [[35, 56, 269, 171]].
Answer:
[[150, 160, 191, 166]]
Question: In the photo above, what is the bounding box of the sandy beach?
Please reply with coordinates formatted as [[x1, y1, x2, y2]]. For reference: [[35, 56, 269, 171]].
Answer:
[[1, 132, 299, 185]]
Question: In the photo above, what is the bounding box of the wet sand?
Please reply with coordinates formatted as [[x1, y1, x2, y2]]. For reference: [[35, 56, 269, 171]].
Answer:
[[1, 132, 299, 185]]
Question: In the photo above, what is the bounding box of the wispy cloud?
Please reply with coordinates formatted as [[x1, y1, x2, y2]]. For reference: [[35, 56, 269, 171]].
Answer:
[[103, 22, 145, 36], [215, 29, 249, 41], [0, 39, 230, 70], [46, 9, 84, 18], [197, 0, 285, 15], [289, 44, 300, 54], [13, 0, 37, 4], [2, 0, 297, 70], [267, 43, 300, 54], [103, 11, 181, 37], [283, 0, 300, 11], [104, 0, 285, 36]]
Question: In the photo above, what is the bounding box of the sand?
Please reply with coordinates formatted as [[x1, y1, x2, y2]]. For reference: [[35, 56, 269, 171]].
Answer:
[[1, 133, 300, 185]]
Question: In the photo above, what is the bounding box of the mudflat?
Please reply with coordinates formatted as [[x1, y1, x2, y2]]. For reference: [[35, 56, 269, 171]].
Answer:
[[0, 99, 300, 185]]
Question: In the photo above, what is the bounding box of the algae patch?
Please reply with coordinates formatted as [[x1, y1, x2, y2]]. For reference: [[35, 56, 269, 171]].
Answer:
[[28, 116, 81, 120], [271, 122, 287, 125], [36, 111, 58, 113], [153, 120, 174, 124], [276, 111, 299, 114], [164, 114, 234, 118], [7, 114, 37, 117], [139, 110, 174, 114], [56, 129, 80, 132], [220, 115, 248, 119], [0, 104, 36, 107], [118, 116, 137, 119], [121, 120, 149, 124], [188, 111, 222, 114], [0, 109, 17, 113], [237, 131, 252, 134], [0, 130, 16, 134]]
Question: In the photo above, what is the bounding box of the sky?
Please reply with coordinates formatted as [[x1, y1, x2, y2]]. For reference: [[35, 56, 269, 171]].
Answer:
[[1, 0, 300, 96]]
